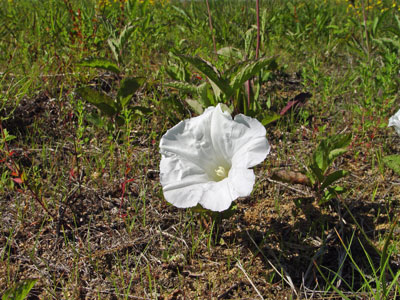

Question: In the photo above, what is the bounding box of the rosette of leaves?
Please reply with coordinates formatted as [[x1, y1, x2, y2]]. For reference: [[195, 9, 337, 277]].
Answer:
[[76, 75, 145, 128], [307, 133, 352, 204], [76, 55, 146, 128], [75, 22, 149, 128], [272, 134, 351, 205], [165, 53, 279, 125]]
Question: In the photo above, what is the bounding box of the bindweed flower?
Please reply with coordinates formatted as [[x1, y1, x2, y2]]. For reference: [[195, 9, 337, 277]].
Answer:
[[159, 104, 270, 212], [389, 109, 400, 136]]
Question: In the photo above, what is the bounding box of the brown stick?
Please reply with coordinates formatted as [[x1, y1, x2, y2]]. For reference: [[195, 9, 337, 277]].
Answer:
[[271, 169, 312, 187]]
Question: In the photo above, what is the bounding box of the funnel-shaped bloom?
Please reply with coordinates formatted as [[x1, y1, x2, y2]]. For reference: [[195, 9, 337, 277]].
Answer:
[[159, 104, 270, 212], [389, 109, 400, 136]]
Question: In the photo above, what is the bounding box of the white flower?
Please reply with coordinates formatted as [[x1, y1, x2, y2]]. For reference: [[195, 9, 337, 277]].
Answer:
[[159, 104, 270, 212], [389, 109, 400, 136]]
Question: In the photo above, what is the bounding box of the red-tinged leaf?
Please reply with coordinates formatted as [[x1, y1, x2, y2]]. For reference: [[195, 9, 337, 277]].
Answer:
[[125, 178, 134, 183], [8, 150, 15, 157], [11, 171, 19, 177], [125, 166, 131, 175], [280, 100, 299, 116], [280, 92, 312, 116], [69, 168, 76, 180], [12, 177, 23, 184]]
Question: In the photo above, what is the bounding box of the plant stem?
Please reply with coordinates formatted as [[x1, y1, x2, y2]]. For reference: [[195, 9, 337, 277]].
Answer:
[[256, 0, 260, 59], [205, 0, 217, 58], [0, 121, 54, 219], [360, 0, 370, 61], [246, 0, 261, 110]]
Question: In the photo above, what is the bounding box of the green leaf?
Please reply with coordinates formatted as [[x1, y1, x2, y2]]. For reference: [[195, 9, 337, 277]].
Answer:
[[177, 55, 232, 96], [383, 155, 400, 176], [119, 25, 135, 50], [117, 77, 145, 108], [229, 57, 277, 96], [313, 143, 329, 174], [197, 82, 212, 107], [313, 134, 352, 174], [171, 5, 192, 25], [78, 57, 120, 74], [165, 81, 199, 94], [132, 106, 152, 115], [261, 112, 281, 126], [2, 278, 37, 300], [76, 87, 118, 116], [108, 38, 120, 63], [217, 47, 243, 60], [327, 133, 352, 163], [375, 37, 400, 51], [320, 170, 349, 191], [309, 162, 325, 183], [185, 98, 204, 114], [86, 113, 106, 128]]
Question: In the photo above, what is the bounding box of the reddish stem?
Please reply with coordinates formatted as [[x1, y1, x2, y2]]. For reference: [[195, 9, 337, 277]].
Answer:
[[205, 0, 217, 57], [0, 121, 54, 218], [256, 0, 260, 59]]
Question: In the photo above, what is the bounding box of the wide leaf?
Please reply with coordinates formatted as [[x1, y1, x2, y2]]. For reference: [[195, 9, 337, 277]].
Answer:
[[76, 87, 118, 116], [177, 55, 232, 96], [320, 170, 349, 191], [383, 155, 400, 176], [117, 77, 145, 108], [2, 279, 37, 300], [166, 81, 199, 94], [261, 112, 281, 126], [327, 133, 352, 164], [78, 57, 120, 74], [185, 98, 204, 114], [229, 57, 277, 94]]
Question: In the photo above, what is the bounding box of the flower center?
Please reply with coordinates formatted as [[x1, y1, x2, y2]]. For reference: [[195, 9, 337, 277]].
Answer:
[[214, 166, 228, 181]]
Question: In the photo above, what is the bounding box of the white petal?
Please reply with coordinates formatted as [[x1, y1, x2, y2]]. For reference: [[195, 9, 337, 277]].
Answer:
[[228, 167, 256, 196], [159, 104, 270, 212], [199, 180, 238, 212], [163, 177, 236, 211], [160, 106, 221, 177], [389, 109, 400, 136], [230, 114, 270, 168], [207, 105, 270, 169], [209, 104, 235, 166]]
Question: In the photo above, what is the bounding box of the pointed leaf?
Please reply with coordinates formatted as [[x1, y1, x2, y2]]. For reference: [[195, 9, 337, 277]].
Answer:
[[79, 57, 120, 74], [108, 39, 120, 63], [217, 47, 243, 60], [117, 77, 145, 108], [165, 81, 199, 94], [76, 87, 118, 116], [310, 161, 325, 183], [383, 155, 400, 176], [132, 106, 152, 115], [185, 98, 204, 114], [261, 112, 281, 125], [119, 25, 135, 49], [12, 177, 23, 184], [177, 55, 232, 96], [197, 82, 212, 107], [2, 278, 37, 300], [327, 134, 352, 163], [321, 170, 349, 190], [313, 141, 329, 174], [280, 100, 300, 116], [229, 57, 277, 94]]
